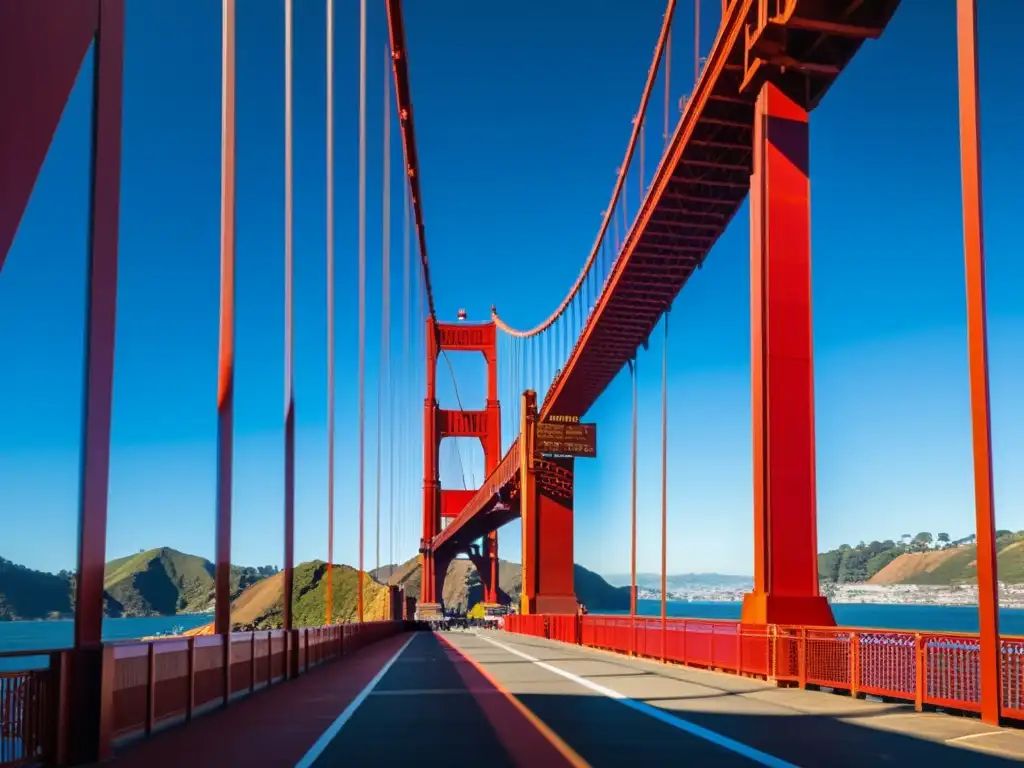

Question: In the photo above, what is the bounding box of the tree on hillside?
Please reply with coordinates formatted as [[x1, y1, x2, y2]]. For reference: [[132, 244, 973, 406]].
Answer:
[[937, 533, 950, 548], [912, 532, 933, 551]]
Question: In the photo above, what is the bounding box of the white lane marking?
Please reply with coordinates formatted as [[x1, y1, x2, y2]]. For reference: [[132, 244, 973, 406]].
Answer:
[[477, 634, 798, 768], [294, 633, 416, 768]]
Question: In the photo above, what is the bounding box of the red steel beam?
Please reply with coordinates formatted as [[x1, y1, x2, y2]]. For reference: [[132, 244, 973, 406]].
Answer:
[[955, 0, 1000, 726], [0, 2, 99, 271]]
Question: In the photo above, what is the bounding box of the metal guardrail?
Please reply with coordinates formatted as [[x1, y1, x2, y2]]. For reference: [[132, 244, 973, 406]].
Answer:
[[506, 614, 1024, 721]]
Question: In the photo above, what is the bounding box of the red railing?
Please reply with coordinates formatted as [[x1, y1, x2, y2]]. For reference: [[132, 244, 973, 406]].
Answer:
[[1, 621, 406, 766], [1, 656, 57, 768], [506, 615, 1024, 722]]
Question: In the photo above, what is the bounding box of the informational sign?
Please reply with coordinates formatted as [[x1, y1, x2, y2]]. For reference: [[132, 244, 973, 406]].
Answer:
[[536, 416, 597, 458]]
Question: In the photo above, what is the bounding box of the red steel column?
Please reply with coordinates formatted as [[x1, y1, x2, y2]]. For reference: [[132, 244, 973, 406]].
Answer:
[[956, 0, 1000, 725], [519, 392, 576, 615], [68, 1, 124, 762], [740, 82, 834, 628], [420, 318, 440, 605], [484, 342, 502, 606], [214, 0, 237, 693]]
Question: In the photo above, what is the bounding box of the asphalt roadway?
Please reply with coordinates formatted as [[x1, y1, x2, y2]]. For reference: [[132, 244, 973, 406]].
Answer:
[[299, 629, 1024, 767]]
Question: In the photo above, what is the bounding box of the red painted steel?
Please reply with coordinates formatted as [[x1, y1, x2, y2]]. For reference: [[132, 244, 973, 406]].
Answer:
[[955, 0, 999, 726], [63, 2, 125, 764], [325, 0, 336, 626], [505, 616, 1024, 725], [740, 81, 833, 628], [282, 0, 296, 633], [1, 625, 406, 765], [420, 321, 502, 605], [357, 0, 367, 623], [214, 3, 236, 714], [1, 659, 57, 767], [385, 0, 438, 323], [0, 1, 99, 271], [438, 1, 901, 551]]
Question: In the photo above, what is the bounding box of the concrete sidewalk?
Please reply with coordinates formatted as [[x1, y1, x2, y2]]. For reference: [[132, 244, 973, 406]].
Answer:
[[451, 628, 1024, 766]]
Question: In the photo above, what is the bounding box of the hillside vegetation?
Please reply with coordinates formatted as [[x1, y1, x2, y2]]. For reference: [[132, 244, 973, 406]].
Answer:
[[0, 548, 277, 621], [102, 548, 276, 617], [0, 556, 73, 620], [819, 531, 1024, 586], [187, 561, 389, 634], [376, 556, 629, 613]]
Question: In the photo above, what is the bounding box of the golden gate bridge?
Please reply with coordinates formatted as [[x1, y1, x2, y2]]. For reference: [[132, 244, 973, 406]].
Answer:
[[1, 0, 1016, 765]]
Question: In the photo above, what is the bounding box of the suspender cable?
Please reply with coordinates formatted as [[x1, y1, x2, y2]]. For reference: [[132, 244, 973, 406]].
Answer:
[[214, 0, 236, 643], [325, 0, 335, 624], [491, 0, 677, 339], [403, 176, 411, 563], [664, 27, 671, 148], [629, 355, 638, 657], [377, 46, 391, 579], [357, 0, 367, 623], [382, 43, 393, 576], [282, 0, 296, 633], [694, 0, 700, 84], [660, 310, 669, 661]]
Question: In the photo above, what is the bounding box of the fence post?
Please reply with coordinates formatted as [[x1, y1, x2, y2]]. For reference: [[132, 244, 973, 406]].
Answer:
[[186, 638, 196, 721], [145, 644, 157, 735], [797, 629, 807, 689], [850, 633, 860, 699], [914, 634, 925, 711], [249, 632, 257, 693]]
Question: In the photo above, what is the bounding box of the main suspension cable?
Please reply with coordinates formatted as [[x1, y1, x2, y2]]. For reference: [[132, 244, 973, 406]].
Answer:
[[491, 0, 678, 339], [386, 0, 438, 325]]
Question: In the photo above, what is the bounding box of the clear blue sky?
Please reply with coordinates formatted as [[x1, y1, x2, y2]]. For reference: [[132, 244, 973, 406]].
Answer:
[[1, 1, 1020, 580]]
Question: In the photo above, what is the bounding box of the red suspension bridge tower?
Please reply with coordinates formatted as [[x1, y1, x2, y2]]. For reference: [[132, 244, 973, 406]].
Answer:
[[418, 318, 502, 616]]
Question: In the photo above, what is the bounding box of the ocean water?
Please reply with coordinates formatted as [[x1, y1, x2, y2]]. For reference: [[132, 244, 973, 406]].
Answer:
[[0, 615, 212, 672], [3, 601, 1024, 671], [625, 599, 1024, 635]]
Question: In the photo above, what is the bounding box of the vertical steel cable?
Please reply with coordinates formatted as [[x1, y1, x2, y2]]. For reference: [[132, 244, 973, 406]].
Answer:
[[385, 44, 395, 579], [665, 27, 671, 148], [214, 0, 236, 641], [629, 356, 638, 657], [661, 311, 669, 661], [357, 0, 367, 623], [283, 0, 296, 633], [639, 118, 645, 200], [325, 0, 335, 624], [403, 175, 411, 564], [694, 0, 700, 84], [378, 44, 392, 578]]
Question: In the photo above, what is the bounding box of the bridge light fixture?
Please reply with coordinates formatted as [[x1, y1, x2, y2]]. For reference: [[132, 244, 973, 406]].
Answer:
[[457, 308, 467, 321]]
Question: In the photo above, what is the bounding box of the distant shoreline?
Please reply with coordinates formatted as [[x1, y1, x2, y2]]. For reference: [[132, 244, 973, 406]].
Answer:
[[637, 582, 1024, 610]]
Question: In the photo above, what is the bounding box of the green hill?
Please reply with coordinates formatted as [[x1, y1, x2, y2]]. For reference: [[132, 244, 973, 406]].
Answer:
[[226, 561, 389, 630], [101, 547, 277, 617], [379, 556, 629, 613], [0, 548, 279, 621], [818, 531, 1024, 586], [0, 556, 73, 620]]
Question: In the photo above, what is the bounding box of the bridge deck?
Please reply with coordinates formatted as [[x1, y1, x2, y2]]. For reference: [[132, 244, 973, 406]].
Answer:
[[103, 629, 1024, 766]]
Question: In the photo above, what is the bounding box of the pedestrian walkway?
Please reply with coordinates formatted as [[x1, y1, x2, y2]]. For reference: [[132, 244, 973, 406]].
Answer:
[[466, 630, 1024, 766], [101, 628, 1024, 767]]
